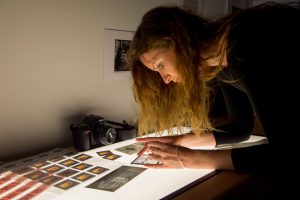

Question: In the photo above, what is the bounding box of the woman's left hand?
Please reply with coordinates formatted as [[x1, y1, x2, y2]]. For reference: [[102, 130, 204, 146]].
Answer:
[[142, 141, 190, 169]]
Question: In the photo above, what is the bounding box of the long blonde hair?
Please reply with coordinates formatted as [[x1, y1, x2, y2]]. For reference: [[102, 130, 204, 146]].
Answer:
[[128, 6, 229, 136]]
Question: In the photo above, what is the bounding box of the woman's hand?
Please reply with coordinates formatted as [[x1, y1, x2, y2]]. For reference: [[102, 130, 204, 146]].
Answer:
[[140, 141, 234, 170], [140, 141, 191, 169], [135, 138, 233, 170], [136, 131, 216, 156], [136, 135, 181, 155]]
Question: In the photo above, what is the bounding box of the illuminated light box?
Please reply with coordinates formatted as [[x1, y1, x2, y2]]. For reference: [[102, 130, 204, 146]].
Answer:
[[52, 134, 265, 200], [49, 138, 215, 200], [0, 131, 266, 200]]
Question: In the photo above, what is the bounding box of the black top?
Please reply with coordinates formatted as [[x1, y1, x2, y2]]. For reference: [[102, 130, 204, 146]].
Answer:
[[213, 5, 300, 174]]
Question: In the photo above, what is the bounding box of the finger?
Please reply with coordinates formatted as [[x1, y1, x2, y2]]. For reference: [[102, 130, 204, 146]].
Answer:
[[148, 153, 161, 160], [144, 163, 165, 169], [146, 141, 166, 149], [148, 147, 161, 154], [136, 143, 149, 155], [137, 146, 147, 156], [136, 137, 161, 143]]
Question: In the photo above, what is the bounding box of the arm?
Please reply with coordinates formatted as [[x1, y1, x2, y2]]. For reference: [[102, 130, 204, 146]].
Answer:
[[142, 141, 234, 170], [178, 131, 216, 147], [136, 131, 216, 156], [178, 146, 234, 170], [213, 83, 254, 145]]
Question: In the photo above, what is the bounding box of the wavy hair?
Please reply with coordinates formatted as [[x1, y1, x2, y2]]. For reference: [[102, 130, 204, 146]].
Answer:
[[127, 6, 229, 136]]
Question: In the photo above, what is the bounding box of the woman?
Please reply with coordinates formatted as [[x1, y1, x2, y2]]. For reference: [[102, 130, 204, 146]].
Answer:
[[128, 2, 300, 177]]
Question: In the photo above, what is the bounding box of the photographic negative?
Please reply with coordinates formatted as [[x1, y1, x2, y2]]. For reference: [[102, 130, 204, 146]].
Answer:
[[19, 184, 48, 199], [86, 166, 146, 192]]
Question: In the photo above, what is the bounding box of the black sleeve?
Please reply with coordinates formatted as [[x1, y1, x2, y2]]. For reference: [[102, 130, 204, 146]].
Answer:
[[231, 144, 273, 174], [216, 6, 300, 178], [213, 83, 254, 145]]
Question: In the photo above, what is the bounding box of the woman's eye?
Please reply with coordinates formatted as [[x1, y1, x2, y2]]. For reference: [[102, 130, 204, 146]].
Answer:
[[157, 63, 164, 69]]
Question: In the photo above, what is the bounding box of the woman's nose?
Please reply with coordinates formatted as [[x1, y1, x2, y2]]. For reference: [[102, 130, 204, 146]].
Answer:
[[160, 73, 171, 84]]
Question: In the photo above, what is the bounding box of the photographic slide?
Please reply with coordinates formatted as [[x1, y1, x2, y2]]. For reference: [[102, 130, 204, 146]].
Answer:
[[57, 169, 79, 177], [103, 154, 121, 160], [48, 155, 65, 162], [73, 154, 92, 161], [40, 175, 63, 185], [88, 166, 108, 175], [58, 159, 79, 167], [63, 150, 79, 157], [72, 172, 95, 182], [24, 170, 49, 181], [115, 143, 144, 155], [131, 154, 160, 165], [30, 161, 51, 169], [54, 180, 79, 190], [42, 165, 64, 173], [96, 150, 121, 160], [86, 166, 146, 192], [72, 163, 93, 170], [96, 150, 113, 157]]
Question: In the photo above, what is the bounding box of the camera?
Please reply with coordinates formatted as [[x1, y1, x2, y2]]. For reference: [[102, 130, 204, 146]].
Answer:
[[70, 114, 136, 151]]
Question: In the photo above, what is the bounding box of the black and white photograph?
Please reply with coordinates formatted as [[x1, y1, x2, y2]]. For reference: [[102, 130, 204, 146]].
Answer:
[[86, 166, 146, 192], [114, 39, 131, 71], [103, 29, 134, 81], [131, 154, 160, 165]]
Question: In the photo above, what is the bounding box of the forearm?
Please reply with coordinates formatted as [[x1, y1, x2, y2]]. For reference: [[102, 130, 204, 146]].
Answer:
[[178, 131, 216, 148], [178, 147, 234, 170]]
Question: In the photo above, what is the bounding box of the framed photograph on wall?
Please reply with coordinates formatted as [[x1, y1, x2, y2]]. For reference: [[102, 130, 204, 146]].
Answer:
[[103, 29, 134, 81]]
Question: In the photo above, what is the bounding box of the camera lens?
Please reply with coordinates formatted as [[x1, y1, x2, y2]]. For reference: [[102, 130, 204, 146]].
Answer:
[[94, 125, 117, 146]]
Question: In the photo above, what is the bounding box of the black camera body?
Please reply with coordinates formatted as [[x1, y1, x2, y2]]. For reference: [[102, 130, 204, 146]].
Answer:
[[70, 114, 136, 151]]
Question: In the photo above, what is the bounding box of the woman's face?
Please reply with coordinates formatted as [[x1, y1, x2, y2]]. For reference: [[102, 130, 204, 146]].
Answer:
[[139, 48, 181, 84]]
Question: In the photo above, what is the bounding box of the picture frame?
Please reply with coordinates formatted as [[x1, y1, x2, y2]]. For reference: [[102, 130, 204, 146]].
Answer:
[[103, 28, 134, 81]]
